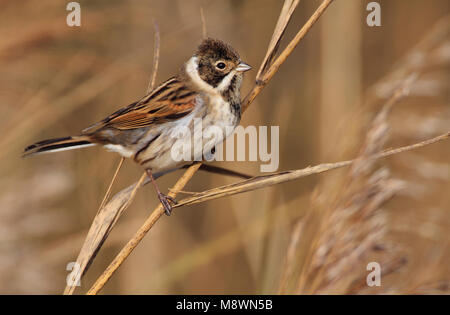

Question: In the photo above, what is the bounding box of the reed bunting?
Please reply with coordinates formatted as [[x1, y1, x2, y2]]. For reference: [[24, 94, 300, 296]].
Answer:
[[24, 38, 252, 215]]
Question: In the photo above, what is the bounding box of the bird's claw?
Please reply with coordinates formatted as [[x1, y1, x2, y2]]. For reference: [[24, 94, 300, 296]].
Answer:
[[158, 193, 177, 216]]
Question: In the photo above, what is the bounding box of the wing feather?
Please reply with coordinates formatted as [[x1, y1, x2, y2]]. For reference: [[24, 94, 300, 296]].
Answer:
[[82, 77, 197, 132]]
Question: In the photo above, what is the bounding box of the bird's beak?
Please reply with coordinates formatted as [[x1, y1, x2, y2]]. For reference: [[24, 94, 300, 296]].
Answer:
[[236, 62, 252, 72]]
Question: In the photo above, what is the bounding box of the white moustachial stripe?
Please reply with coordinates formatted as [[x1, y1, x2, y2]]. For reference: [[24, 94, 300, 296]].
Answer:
[[185, 57, 218, 94], [216, 70, 237, 93]]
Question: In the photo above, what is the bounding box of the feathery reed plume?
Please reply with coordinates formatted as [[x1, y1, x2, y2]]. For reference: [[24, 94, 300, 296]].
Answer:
[[295, 82, 409, 294], [280, 16, 450, 294]]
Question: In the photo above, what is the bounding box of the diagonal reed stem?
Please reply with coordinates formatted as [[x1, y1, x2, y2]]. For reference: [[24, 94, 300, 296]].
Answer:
[[97, 157, 125, 213], [64, 22, 162, 295], [86, 0, 334, 294], [87, 163, 201, 295]]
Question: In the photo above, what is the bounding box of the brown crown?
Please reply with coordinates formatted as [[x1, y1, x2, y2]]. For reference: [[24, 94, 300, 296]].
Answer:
[[196, 38, 240, 62]]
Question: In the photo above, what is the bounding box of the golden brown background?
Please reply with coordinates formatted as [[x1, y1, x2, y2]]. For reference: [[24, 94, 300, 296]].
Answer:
[[0, 0, 448, 294]]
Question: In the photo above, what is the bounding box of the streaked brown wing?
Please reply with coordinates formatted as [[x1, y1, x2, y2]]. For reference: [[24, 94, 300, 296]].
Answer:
[[108, 101, 195, 130], [82, 77, 197, 132]]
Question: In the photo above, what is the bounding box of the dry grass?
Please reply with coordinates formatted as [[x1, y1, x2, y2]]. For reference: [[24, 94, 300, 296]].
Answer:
[[279, 16, 450, 295], [85, 1, 449, 295], [85, 0, 331, 295], [1, 0, 448, 294]]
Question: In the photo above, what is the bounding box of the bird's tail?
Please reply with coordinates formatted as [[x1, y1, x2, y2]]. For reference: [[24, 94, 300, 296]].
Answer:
[[23, 135, 95, 157]]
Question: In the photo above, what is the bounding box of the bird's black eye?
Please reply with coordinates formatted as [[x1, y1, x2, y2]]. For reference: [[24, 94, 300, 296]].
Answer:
[[216, 62, 226, 70]]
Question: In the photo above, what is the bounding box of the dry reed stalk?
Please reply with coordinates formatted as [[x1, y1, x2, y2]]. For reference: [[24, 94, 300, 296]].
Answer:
[[146, 22, 160, 94], [80, 129, 449, 294], [64, 6, 250, 294], [295, 148, 393, 289], [63, 172, 148, 295], [86, 163, 201, 295], [293, 80, 410, 294], [279, 17, 450, 293], [171, 132, 449, 208], [368, 17, 450, 295], [367, 16, 450, 105], [1, 51, 144, 164], [278, 220, 304, 293], [256, 0, 300, 79], [86, 0, 333, 294], [70, 129, 450, 294], [63, 23, 163, 294], [1, 52, 96, 136], [97, 157, 125, 213], [150, 195, 306, 290], [86, 3, 450, 294], [320, 15, 450, 166], [86, 0, 450, 295], [64, 168, 249, 294], [200, 7, 207, 39], [242, 0, 335, 112]]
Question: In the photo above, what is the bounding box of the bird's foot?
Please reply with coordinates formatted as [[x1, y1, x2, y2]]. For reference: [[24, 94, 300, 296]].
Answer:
[[157, 192, 177, 216]]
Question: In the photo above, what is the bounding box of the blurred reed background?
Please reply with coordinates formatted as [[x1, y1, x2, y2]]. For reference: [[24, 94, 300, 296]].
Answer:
[[0, 0, 448, 294]]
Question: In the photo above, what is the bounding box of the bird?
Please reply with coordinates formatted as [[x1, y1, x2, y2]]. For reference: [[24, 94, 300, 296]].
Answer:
[[23, 38, 252, 215]]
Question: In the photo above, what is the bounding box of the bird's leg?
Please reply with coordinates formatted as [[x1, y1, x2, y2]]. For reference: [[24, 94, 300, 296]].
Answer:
[[146, 169, 177, 216]]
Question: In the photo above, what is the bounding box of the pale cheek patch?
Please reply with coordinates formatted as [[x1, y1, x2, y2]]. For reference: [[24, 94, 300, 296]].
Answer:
[[185, 57, 218, 94]]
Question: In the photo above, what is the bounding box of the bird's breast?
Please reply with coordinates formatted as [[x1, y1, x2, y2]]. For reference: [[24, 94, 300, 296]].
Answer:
[[133, 93, 240, 172], [205, 93, 240, 131]]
